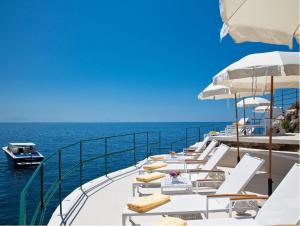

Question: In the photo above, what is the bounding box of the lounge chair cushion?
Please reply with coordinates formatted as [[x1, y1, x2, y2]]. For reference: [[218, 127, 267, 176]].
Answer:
[[143, 162, 167, 171], [136, 172, 166, 183], [154, 217, 187, 226], [127, 193, 170, 213]]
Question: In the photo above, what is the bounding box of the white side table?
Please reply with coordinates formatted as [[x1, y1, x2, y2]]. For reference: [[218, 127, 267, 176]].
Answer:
[[161, 174, 193, 194]]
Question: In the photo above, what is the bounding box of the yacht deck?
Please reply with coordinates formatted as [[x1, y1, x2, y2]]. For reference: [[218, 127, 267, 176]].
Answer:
[[48, 147, 300, 226]]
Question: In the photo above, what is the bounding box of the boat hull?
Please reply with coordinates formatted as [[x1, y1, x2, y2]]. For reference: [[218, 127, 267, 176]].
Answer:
[[2, 147, 44, 167]]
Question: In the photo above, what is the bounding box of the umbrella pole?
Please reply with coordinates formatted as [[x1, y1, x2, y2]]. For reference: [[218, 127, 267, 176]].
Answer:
[[268, 76, 274, 196], [243, 97, 246, 135], [253, 107, 255, 124], [234, 94, 240, 163]]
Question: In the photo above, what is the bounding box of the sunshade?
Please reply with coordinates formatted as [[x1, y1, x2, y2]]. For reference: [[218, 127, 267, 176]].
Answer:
[[198, 83, 267, 100], [213, 51, 300, 90], [254, 105, 282, 113], [237, 97, 269, 108], [198, 83, 267, 163], [219, 0, 300, 48], [211, 51, 300, 196]]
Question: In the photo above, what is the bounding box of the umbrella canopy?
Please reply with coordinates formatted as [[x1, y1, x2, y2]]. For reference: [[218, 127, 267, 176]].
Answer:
[[237, 97, 269, 108], [219, 0, 300, 48], [213, 51, 300, 90], [211, 51, 299, 196], [198, 83, 268, 163], [198, 83, 267, 100], [254, 105, 282, 113]]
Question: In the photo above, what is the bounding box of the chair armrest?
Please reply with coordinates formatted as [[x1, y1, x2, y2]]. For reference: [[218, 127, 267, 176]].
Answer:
[[183, 147, 198, 151], [184, 148, 197, 152], [207, 194, 256, 198], [230, 195, 268, 201], [185, 160, 207, 164], [205, 193, 261, 218], [176, 152, 200, 156]]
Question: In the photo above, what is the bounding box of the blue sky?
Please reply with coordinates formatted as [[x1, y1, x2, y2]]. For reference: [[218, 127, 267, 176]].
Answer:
[[0, 0, 298, 122]]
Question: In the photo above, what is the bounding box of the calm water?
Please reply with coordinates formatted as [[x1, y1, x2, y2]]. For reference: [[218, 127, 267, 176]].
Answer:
[[0, 122, 227, 225]]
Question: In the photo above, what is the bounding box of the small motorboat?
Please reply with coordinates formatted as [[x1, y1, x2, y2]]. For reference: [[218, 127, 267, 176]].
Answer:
[[2, 143, 44, 167]]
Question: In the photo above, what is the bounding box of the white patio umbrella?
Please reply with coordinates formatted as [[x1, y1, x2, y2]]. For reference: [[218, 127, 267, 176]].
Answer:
[[237, 97, 270, 125], [212, 51, 300, 195], [236, 97, 270, 108], [198, 83, 267, 162], [254, 105, 282, 113], [198, 83, 266, 100], [213, 51, 300, 90], [219, 0, 300, 48]]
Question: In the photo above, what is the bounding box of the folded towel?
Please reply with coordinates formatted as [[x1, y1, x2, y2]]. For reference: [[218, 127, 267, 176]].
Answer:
[[208, 131, 219, 135], [149, 155, 165, 161], [143, 162, 167, 171], [136, 172, 166, 183], [127, 193, 170, 213], [154, 217, 187, 226]]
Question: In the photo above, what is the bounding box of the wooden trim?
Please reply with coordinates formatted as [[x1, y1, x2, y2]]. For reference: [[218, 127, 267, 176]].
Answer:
[[184, 148, 197, 152], [230, 195, 269, 201], [207, 194, 257, 198], [184, 160, 207, 164], [183, 154, 202, 157]]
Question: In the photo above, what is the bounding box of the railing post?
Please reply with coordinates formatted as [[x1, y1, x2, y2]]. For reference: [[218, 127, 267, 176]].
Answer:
[[146, 132, 149, 157], [133, 133, 136, 164], [40, 163, 44, 210], [185, 128, 188, 148], [19, 193, 27, 225], [198, 127, 201, 141], [58, 149, 63, 217], [80, 141, 83, 189], [104, 138, 108, 175]]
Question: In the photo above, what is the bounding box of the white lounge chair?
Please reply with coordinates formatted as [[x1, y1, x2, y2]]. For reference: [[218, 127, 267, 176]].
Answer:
[[132, 144, 230, 196], [122, 154, 265, 225], [175, 163, 300, 226], [148, 139, 218, 164], [183, 136, 210, 152], [141, 140, 218, 173]]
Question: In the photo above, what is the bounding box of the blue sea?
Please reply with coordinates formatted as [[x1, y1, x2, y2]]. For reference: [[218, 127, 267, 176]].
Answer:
[[0, 122, 227, 225]]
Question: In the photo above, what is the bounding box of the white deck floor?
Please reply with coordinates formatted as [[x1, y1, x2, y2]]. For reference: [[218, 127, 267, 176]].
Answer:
[[48, 147, 300, 226], [212, 133, 299, 145]]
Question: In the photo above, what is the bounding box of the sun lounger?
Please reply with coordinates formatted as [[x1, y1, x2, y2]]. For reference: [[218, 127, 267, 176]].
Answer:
[[141, 140, 218, 173], [123, 154, 265, 225], [148, 139, 217, 164], [132, 144, 230, 196], [156, 163, 300, 226], [183, 136, 210, 152]]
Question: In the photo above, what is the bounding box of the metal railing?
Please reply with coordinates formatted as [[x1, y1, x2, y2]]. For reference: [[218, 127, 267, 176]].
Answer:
[[274, 88, 299, 111], [248, 88, 299, 135], [18, 124, 227, 225]]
